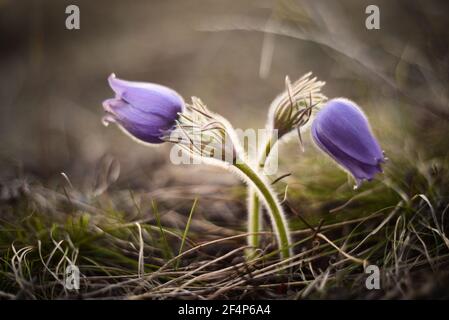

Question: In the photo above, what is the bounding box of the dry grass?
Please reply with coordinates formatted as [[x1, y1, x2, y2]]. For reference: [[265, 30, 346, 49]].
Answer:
[[1, 124, 448, 299]]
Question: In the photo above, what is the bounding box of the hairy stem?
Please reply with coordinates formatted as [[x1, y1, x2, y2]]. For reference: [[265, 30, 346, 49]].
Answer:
[[247, 137, 276, 254], [235, 161, 291, 259]]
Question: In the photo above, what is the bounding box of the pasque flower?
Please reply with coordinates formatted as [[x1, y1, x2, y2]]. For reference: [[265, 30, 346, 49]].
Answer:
[[311, 98, 385, 185], [102, 74, 184, 144]]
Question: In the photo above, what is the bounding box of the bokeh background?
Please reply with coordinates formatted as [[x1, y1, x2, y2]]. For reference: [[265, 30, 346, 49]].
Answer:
[[1, 0, 448, 187]]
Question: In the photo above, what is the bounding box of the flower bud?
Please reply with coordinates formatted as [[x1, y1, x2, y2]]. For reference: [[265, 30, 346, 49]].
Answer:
[[102, 74, 184, 144], [269, 73, 326, 138], [311, 98, 385, 186]]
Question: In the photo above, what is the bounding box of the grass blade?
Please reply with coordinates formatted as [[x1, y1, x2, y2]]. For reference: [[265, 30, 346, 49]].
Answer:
[[175, 198, 198, 269]]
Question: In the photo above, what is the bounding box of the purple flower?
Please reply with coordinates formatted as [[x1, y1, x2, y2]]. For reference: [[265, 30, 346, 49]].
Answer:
[[311, 98, 385, 186], [102, 74, 184, 144]]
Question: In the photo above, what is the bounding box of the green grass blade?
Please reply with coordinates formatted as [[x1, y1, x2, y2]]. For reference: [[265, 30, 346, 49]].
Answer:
[[175, 198, 198, 269], [152, 200, 172, 260]]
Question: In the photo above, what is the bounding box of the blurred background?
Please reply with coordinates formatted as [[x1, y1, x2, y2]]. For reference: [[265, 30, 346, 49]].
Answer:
[[1, 0, 448, 189], [0, 0, 449, 188]]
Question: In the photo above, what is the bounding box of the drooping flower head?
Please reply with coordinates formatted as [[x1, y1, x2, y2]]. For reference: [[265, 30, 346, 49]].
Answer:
[[102, 74, 184, 144], [311, 98, 385, 186]]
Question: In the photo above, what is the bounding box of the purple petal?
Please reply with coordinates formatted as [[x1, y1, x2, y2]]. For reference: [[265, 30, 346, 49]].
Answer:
[[119, 122, 171, 144], [312, 125, 382, 184], [103, 98, 174, 144], [103, 74, 185, 144], [103, 98, 169, 126], [108, 74, 184, 120], [313, 99, 383, 166], [311, 98, 385, 184]]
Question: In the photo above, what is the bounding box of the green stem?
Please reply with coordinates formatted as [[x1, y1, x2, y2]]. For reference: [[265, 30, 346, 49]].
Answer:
[[247, 137, 276, 253], [246, 189, 260, 258], [235, 161, 291, 259]]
